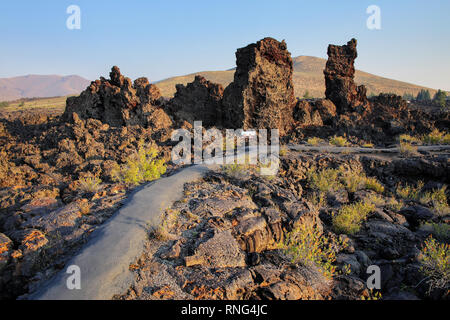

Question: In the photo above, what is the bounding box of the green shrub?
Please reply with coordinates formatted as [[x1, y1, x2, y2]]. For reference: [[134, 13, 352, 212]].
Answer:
[[279, 221, 347, 279], [77, 174, 101, 193], [419, 236, 450, 294], [333, 201, 375, 235], [306, 167, 341, 194], [365, 177, 385, 194], [112, 142, 166, 186], [399, 140, 418, 156], [329, 135, 350, 147], [420, 186, 449, 216], [396, 181, 424, 201], [338, 167, 366, 193], [306, 137, 323, 146]]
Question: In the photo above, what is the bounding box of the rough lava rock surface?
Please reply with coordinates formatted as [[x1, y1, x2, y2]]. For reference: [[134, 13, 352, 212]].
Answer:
[[168, 75, 224, 127], [222, 37, 296, 135], [324, 38, 368, 114], [63, 66, 172, 130]]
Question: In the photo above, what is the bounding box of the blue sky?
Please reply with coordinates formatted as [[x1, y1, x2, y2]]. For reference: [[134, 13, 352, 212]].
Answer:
[[0, 0, 449, 90]]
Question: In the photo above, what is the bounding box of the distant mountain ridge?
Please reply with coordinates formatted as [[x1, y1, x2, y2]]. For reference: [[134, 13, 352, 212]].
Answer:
[[0, 75, 90, 101], [0, 56, 438, 102], [156, 55, 437, 98]]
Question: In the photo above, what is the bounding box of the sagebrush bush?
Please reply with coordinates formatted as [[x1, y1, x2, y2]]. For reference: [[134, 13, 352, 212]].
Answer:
[[419, 236, 450, 294], [279, 221, 347, 279], [365, 177, 385, 194], [329, 135, 350, 147], [112, 142, 166, 185], [77, 174, 102, 193], [399, 140, 418, 156], [396, 181, 424, 201], [333, 201, 375, 234], [306, 167, 341, 194], [422, 129, 450, 145], [338, 167, 365, 193], [306, 137, 322, 146], [420, 186, 449, 216]]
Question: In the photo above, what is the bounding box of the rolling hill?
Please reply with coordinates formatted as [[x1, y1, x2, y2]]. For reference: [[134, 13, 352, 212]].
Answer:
[[0, 75, 90, 101], [156, 56, 437, 98]]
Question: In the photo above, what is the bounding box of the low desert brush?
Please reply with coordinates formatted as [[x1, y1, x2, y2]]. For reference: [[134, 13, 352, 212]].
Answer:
[[396, 181, 424, 201], [306, 167, 341, 194], [112, 141, 166, 186], [306, 137, 322, 146], [419, 236, 450, 294], [422, 129, 450, 145], [77, 174, 102, 193], [333, 201, 375, 235], [279, 221, 347, 279], [329, 135, 350, 147], [399, 140, 418, 156], [338, 167, 366, 193], [365, 177, 385, 194], [420, 186, 449, 216]]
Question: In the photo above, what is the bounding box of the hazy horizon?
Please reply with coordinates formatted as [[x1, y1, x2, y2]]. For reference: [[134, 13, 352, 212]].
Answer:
[[1, 0, 449, 91]]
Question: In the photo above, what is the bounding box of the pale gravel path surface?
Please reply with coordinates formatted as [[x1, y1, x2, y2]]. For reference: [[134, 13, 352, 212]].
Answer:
[[28, 164, 214, 300]]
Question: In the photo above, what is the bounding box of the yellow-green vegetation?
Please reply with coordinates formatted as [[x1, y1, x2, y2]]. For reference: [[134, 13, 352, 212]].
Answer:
[[397, 182, 449, 216], [396, 181, 424, 201], [112, 141, 166, 186], [307, 191, 326, 210], [306, 166, 385, 195], [421, 223, 450, 242], [221, 163, 249, 178], [419, 236, 450, 293], [398, 129, 450, 147], [279, 221, 348, 279], [399, 140, 418, 156], [420, 186, 449, 216], [361, 143, 374, 148], [332, 201, 375, 235], [329, 135, 350, 147], [306, 167, 341, 194], [386, 198, 403, 212], [365, 193, 385, 207], [360, 289, 383, 300], [77, 174, 101, 193], [365, 177, 385, 194], [422, 129, 450, 145], [306, 137, 323, 146], [399, 134, 420, 144], [339, 167, 366, 193], [279, 145, 288, 156]]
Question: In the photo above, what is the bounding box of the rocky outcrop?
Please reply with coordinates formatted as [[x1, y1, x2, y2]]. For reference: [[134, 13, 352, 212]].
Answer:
[[324, 39, 368, 114], [168, 75, 224, 127], [62, 66, 172, 130], [222, 37, 296, 135]]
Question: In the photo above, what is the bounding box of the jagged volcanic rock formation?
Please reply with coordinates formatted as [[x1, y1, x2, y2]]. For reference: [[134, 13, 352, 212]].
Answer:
[[324, 38, 368, 114], [62, 66, 172, 130], [167, 75, 224, 127], [222, 37, 296, 135]]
